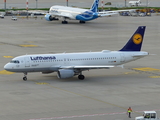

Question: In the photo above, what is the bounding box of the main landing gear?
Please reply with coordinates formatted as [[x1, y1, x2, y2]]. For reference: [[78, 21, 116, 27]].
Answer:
[[23, 72, 27, 81], [78, 71, 85, 80], [62, 20, 68, 24], [78, 74, 85, 80], [79, 20, 86, 24], [62, 18, 68, 24]]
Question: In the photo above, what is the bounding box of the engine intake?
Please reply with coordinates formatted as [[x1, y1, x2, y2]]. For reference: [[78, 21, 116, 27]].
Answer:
[[45, 14, 59, 21]]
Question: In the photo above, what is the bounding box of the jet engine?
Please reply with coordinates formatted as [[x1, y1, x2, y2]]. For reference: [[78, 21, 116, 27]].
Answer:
[[45, 14, 59, 21], [57, 69, 75, 79]]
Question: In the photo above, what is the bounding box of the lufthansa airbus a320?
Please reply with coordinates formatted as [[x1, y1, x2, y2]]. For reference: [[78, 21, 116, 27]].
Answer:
[[4, 26, 148, 81]]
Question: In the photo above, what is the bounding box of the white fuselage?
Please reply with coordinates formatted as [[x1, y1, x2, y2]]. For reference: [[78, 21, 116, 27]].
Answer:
[[50, 5, 87, 20], [4, 50, 148, 73]]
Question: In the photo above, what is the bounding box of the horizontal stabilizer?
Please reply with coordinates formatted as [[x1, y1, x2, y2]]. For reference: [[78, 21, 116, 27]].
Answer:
[[132, 53, 149, 57]]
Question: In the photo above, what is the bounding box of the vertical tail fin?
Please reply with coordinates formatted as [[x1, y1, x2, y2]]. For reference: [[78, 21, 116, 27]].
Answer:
[[90, 0, 99, 12], [119, 26, 146, 51]]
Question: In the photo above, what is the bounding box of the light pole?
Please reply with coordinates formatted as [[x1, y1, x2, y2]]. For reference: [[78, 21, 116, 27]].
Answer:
[[66, 0, 68, 6], [4, 0, 6, 11], [26, 0, 29, 18], [146, 0, 148, 7], [36, 0, 38, 9], [101, 0, 104, 11]]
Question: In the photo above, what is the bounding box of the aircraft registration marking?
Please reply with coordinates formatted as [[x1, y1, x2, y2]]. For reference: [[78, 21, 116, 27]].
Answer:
[[0, 70, 14, 75], [19, 45, 38, 47]]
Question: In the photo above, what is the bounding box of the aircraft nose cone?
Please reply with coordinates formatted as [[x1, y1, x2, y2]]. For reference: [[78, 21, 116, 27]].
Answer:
[[4, 63, 11, 71]]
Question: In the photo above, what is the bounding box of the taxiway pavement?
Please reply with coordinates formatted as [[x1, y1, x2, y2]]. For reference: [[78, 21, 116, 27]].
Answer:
[[0, 12, 160, 120]]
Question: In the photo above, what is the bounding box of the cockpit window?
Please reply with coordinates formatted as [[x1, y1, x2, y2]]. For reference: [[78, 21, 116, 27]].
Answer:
[[10, 60, 20, 64]]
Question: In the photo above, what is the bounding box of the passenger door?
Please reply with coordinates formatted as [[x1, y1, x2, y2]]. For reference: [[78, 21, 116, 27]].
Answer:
[[25, 57, 30, 67]]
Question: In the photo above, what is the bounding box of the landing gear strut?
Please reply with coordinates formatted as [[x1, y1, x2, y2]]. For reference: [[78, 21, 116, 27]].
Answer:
[[62, 18, 68, 24], [23, 72, 27, 81], [61, 17, 68, 24]]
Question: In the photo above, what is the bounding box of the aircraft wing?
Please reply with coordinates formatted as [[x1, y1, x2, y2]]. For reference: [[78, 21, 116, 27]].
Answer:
[[111, 9, 136, 13], [98, 9, 136, 17], [60, 65, 115, 69], [98, 12, 118, 17]]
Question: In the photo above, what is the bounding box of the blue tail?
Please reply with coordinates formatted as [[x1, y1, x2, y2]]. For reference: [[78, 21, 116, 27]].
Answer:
[[119, 26, 146, 51], [90, 0, 99, 12]]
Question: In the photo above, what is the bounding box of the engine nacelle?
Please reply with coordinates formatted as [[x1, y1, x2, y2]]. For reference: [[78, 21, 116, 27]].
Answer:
[[57, 69, 74, 79], [45, 14, 59, 21], [45, 14, 53, 21]]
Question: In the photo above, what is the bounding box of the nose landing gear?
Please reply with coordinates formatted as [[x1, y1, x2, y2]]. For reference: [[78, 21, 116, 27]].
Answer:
[[23, 72, 27, 81]]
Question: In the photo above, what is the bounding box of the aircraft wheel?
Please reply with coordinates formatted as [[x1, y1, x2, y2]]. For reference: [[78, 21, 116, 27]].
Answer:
[[23, 77, 27, 81], [62, 21, 68, 24], [78, 75, 85, 80], [79, 21, 85, 24]]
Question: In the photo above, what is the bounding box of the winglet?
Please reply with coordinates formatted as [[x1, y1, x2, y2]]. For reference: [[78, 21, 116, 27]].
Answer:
[[90, 0, 99, 12], [119, 26, 146, 51]]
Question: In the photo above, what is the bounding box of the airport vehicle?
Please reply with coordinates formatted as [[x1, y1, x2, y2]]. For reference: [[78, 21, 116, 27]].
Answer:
[[135, 111, 160, 120], [129, 0, 141, 6], [11, 16, 17, 21], [0, 14, 4, 18], [4, 26, 148, 81]]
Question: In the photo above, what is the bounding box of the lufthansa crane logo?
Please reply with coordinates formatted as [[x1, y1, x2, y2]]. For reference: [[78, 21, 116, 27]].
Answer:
[[133, 34, 142, 44]]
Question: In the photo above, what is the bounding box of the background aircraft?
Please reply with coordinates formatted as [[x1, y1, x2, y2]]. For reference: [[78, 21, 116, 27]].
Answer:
[[45, 0, 115, 24], [45, 0, 135, 24], [129, 0, 141, 6], [4, 26, 148, 81]]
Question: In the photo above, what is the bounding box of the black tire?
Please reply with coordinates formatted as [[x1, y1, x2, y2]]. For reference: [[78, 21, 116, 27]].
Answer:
[[62, 21, 68, 24], [23, 77, 27, 81], [78, 75, 85, 80], [79, 21, 85, 24]]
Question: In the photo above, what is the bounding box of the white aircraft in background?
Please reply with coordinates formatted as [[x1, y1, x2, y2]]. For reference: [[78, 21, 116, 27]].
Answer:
[[45, 0, 113, 24], [4, 26, 148, 81], [129, 0, 141, 6], [45, 0, 134, 24]]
